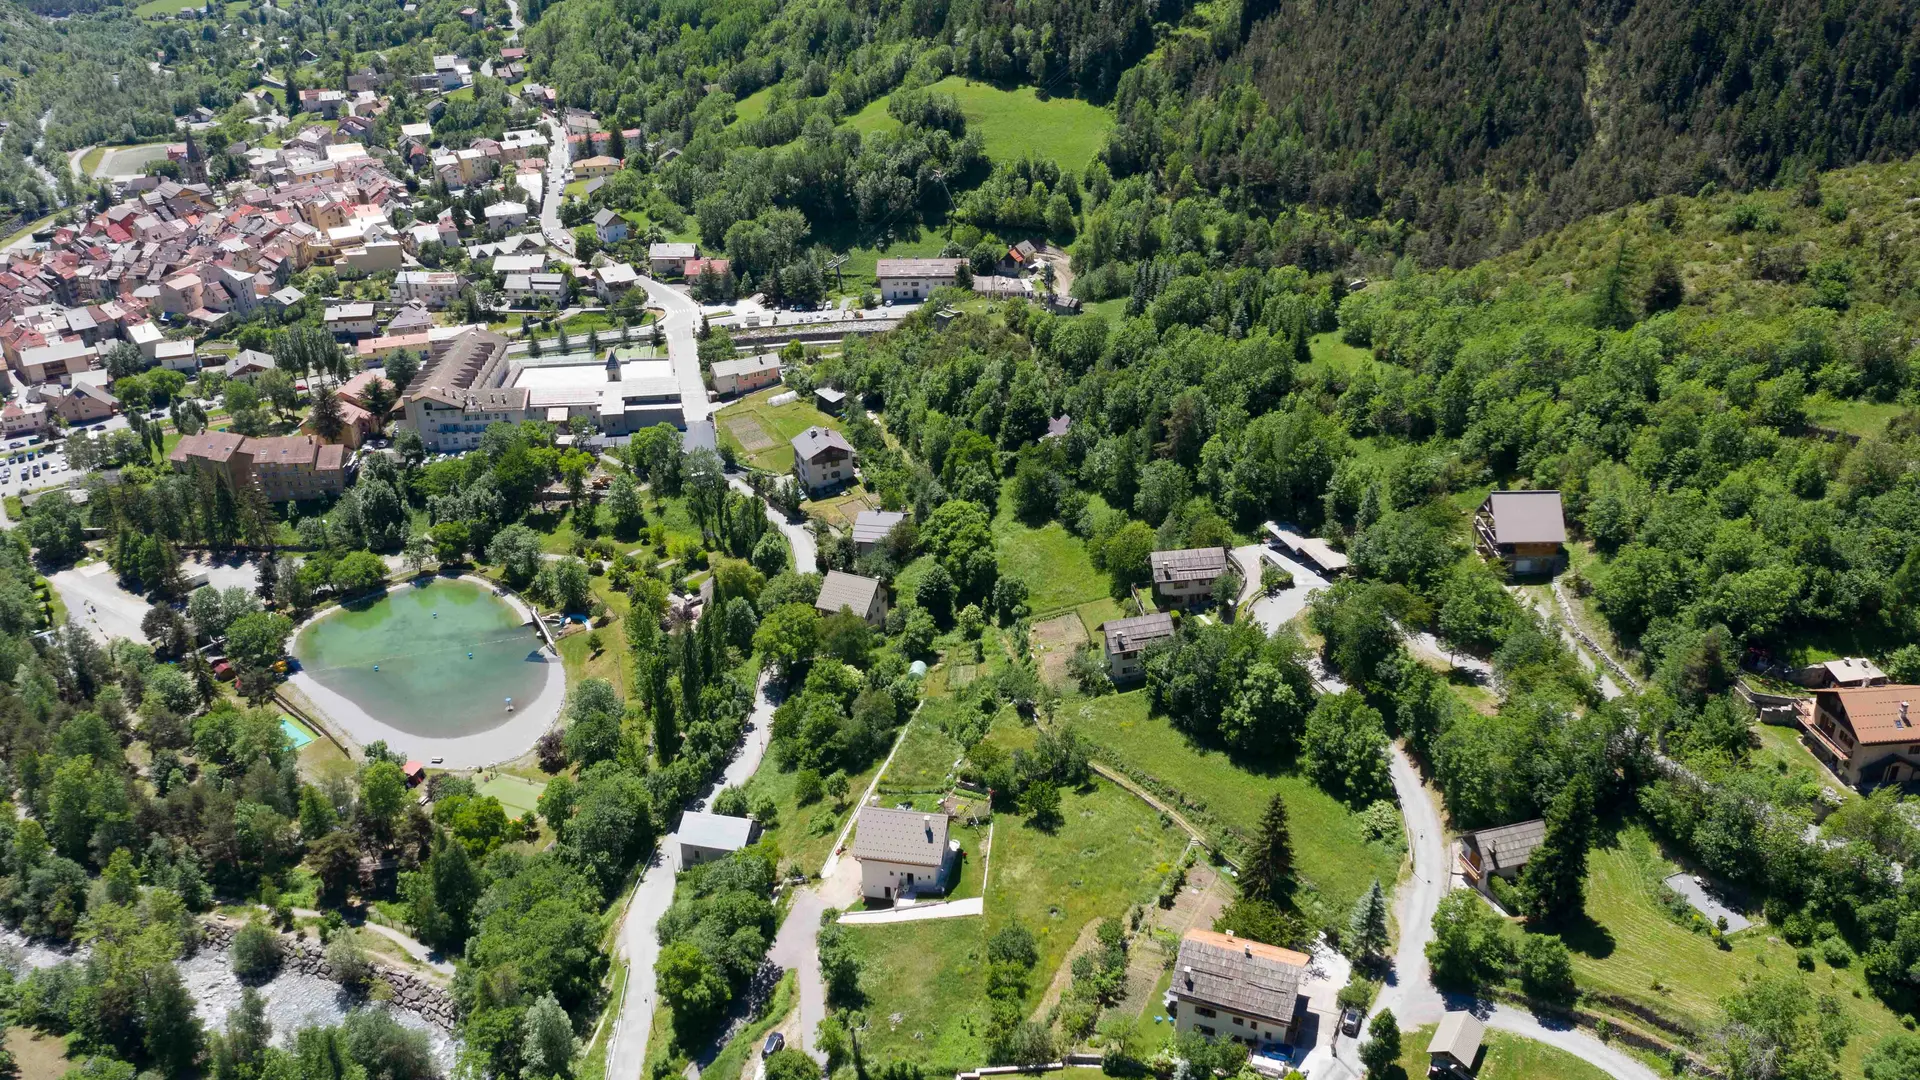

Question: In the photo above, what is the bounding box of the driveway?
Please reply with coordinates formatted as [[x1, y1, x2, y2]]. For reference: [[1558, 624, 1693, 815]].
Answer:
[[766, 888, 830, 1064], [836, 896, 982, 925], [51, 562, 150, 644], [1234, 545, 1330, 632]]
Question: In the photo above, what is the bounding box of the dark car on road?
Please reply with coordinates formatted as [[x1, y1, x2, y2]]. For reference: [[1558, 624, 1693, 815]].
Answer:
[[1340, 1008, 1363, 1037], [762, 1033, 784, 1057]]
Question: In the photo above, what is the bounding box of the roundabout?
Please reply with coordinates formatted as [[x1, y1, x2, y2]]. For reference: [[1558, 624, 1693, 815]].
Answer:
[[289, 575, 564, 768]]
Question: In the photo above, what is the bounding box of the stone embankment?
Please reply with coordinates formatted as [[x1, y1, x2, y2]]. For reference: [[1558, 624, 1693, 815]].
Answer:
[[200, 915, 457, 1031]]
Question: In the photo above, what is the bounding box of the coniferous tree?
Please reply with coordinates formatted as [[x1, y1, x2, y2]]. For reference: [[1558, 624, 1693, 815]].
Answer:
[[1518, 773, 1595, 920], [1243, 792, 1294, 903], [1347, 879, 1389, 961]]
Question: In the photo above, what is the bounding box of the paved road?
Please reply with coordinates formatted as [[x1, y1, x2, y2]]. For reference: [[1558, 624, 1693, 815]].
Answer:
[[606, 670, 778, 1073], [639, 276, 709, 425], [538, 117, 574, 257]]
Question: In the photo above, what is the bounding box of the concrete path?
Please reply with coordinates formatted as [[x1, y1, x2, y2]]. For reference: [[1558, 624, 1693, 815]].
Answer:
[[726, 474, 816, 574], [836, 896, 982, 925], [606, 671, 778, 1074], [766, 887, 830, 1064], [289, 907, 454, 977], [1235, 544, 1331, 631]]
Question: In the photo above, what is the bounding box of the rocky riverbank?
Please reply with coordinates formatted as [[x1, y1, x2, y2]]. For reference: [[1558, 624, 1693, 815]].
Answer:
[[200, 915, 456, 1031]]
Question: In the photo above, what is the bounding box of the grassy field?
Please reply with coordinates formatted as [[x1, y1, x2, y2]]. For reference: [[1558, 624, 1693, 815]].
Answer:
[[78, 146, 106, 176], [842, 77, 1114, 172], [478, 772, 547, 816], [1394, 1025, 1612, 1080], [732, 86, 776, 126], [1062, 690, 1401, 925], [714, 386, 844, 474], [1306, 332, 1377, 377], [133, 0, 201, 16], [992, 487, 1110, 618], [1805, 392, 1908, 439], [817, 229, 952, 295], [739, 757, 878, 876], [1553, 826, 1901, 1077], [878, 706, 965, 794], [847, 778, 1182, 1073]]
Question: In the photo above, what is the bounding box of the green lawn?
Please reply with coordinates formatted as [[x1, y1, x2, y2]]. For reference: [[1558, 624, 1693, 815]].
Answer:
[[1306, 332, 1377, 377], [731, 86, 776, 127], [714, 386, 844, 474], [1804, 392, 1909, 439], [992, 486, 1110, 618], [1553, 826, 1901, 1077], [1062, 690, 1402, 927], [78, 147, 106, 176], [847, 778, 1182, 1073], [477, 773, 547, 816], [740, 759, 876, 876], [133, 0, 200, 15], [878, 707, 965, 794], [1395, 1026, 1612, 1080], [842, 77, 1114, 172]]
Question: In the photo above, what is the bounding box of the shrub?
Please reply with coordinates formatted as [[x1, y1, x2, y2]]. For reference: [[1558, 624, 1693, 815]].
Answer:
[[326, 928, 373, 989], [794, 768, 823, 805], [1820, 936, 1854, 968], [1797, 947, 1816, 971], [230, 919, 283, 979], [1517, 934, 1576, 1002]]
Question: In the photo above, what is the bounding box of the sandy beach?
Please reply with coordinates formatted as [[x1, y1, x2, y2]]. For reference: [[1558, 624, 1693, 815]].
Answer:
[[288, 575, 567, 768]]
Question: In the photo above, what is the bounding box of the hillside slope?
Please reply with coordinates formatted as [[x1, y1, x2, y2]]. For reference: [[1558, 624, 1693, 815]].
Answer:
[[1112, 0, 1920, 265]]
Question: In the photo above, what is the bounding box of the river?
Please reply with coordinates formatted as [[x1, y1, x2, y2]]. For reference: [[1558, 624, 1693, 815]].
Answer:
[[0, 926, 460, 1073]]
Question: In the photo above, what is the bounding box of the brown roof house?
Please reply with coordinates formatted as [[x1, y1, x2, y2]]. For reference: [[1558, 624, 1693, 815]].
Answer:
[[1800, 684, 1920, 787], [1474, 490, 1567, 575], [815, 570, 887, 627], [1168, 929, 1310, 1050], [1104, 612, 1175, 683], [1149, 547, 1231, 606], [1459, 819, 1547, 893], [49, 381, 117, 425], [169, 432, 347, 502], [792, 425, 855, 495], [851, 805, 955, 902]]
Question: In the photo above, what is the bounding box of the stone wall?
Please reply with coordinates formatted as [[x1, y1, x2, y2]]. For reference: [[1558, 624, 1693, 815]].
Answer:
[[199, 915, 456, 1031]]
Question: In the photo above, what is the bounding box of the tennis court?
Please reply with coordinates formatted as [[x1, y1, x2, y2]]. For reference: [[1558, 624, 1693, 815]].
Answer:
[[477, 773, 547, 816]]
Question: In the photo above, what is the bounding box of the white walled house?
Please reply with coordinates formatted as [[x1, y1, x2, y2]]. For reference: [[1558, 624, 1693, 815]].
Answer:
[[851, 806, 954, 902], [875, 257, 965, 302]]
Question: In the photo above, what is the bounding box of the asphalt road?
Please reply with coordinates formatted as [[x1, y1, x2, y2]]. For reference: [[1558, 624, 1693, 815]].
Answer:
[[637, 275, 708, 426], [606, 671, 778, 1075]]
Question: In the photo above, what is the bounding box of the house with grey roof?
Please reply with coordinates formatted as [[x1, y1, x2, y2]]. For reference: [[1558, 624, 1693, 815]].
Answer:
[[851, 805, 954, 902], [792, 425, 855, 494], [1460, 818, 1548, 891], [708, 353, 780, 396], [675, 810, 758, 868], [1428, 1011, 1486, 1077], [1474, 489, 1566, 574], [815, 570, 887, 627], [1103, 612, 1175, 682], [1148, 546, 1231, 605], [1168, 928, 1310, 1050], [851, 509, 906, 554]]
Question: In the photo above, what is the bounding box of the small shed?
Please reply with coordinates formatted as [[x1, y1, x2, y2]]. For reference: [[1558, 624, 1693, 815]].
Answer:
[[815, 387, 846, 415], [676, 810, 758, 868], [1428, 1011, 1485, 1076]]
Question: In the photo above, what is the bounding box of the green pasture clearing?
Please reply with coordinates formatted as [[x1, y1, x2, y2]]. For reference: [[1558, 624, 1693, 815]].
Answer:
[[843, 77, 1114, 173], [1552, 825, 1900, 1078], [993, 485, 1110, 617], [877, 707, 965, 793], [134, 0, 201, 16], [739, 757, 878, 876], [847, 778, 1180, 1073], [1061, 690, 1400, 923], [731, 86, 776, 127]]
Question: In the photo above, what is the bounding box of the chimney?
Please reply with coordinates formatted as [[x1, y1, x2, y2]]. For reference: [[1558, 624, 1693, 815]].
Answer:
[[1903, 701, 1911, 728], [1245, 945, 1252, 958]]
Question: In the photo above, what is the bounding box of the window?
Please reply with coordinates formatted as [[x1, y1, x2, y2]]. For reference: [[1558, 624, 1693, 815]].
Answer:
[[1196, 1026, 1214, 1037], [1195, 1007, 1216, 1018], [1231, 1017, 1244, 1027]]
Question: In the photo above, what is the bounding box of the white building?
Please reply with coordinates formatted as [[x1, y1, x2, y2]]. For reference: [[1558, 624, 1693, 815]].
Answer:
[[323, 302, 379, 337], [394, 270, 465, 308], [851, 806, 955, 902], [482, 200, 530, 235], [875, 257, 966, 303], [675, 810, 758, 869]]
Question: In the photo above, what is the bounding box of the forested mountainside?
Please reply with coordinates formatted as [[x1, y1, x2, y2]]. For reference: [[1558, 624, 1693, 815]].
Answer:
[[1111, 0, 1920, 265]]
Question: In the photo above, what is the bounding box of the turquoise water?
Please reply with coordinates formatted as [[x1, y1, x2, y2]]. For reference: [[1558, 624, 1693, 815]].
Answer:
[[279, 717, 314, 748], [292, 578, 551, 738]]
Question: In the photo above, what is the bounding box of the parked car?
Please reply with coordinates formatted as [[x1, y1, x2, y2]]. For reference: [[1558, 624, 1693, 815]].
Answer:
[[761, 1033, 784, 1058], [1340, 1009, 1362, 1037]]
